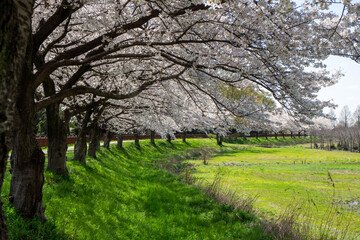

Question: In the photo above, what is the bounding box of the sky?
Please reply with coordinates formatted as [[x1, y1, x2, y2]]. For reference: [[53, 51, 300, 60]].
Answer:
[[318, 56, 360, 117]]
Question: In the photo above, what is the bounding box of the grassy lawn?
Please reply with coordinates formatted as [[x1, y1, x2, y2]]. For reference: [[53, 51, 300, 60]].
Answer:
[[1, 139, 269, 240], [186, 143, 360, 238]]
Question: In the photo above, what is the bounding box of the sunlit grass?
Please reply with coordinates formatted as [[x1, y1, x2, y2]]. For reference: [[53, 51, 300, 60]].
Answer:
[[1, 139, 269, 240], [187, 144, 360, 238]]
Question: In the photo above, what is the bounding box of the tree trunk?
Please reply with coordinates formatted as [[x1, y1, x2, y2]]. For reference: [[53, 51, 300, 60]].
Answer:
[[182, 131, 186, 142], [1, 0, 36, 230], [45, 102, 68, 175], [9, 102, 46, 220], [74, 111, 91, 163], [0, 133, 9, 240], [150, 131, 156, 145], [134, 132, 140, 148], [117, 134, 123, 148], [74, 134, 87, 163], [274, 132, 278, 139], [216, 133, 223, 146], [166, 134, 171, 143], [103, 130, 113, 149], [88, 125, 101, 158]]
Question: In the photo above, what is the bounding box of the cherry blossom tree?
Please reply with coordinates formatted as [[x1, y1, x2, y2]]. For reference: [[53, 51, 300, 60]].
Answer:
[[6, 0, 342, 220]]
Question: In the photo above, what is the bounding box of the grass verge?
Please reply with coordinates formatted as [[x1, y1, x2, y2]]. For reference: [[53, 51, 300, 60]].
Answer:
[[1, 139, 269, 240]]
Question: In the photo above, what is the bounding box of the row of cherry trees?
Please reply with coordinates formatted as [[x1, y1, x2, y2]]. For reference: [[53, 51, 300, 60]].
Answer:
[[1, 0, 360, 239]]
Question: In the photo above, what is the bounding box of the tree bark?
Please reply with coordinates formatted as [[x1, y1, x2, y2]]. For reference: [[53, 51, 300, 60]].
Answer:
[[150, 131, 156, 145], [88, 125, 101, 158], [1, 0, 35, 231], [117, 134, 123, 148], [9, 101, 46, 220], [166, 133, 171, 143], [103, 130, 113, 149], [182, 131, 186, 143], [45, 102, 69, 175], [74, 110, 91, 163], [134, 132, 140, 148]]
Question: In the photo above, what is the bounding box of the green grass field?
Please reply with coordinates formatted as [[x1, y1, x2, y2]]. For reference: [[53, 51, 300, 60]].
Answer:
[[186, 143, 360, 239], [1, 139, 269, 240]]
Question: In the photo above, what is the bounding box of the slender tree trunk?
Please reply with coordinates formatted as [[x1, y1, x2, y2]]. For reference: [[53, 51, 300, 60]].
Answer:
[[74, 134, 87, 163], [216, 133, 223, 146], [88, 125, 101, 158], [45, 102, 69, 175], [0, 133, 9, 240], [103, 130, 113, 149], [134, 132, 140, 148], [150, 131, 156, 145], [166, 134, 171, 143], [274, 132, 278, 140], [282, 132, 285, 139], [182, 131, 186, 143], [117, 134, 123, 148], [74, 111, 91, 163]]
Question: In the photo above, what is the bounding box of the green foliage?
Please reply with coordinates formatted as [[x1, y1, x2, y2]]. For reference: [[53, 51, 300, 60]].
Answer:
[[1, 139, 270, 240]]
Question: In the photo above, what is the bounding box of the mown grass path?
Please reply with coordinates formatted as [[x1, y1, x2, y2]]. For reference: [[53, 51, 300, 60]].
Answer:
[[1, 139, 269, 240], [187, 144, 360, 238]]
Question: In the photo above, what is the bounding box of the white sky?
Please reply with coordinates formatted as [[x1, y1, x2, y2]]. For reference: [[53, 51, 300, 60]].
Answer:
[[318, 56, 360, 117]]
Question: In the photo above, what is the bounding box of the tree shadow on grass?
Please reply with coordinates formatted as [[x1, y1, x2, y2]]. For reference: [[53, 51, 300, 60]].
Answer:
[[3, 201, 72, 240]]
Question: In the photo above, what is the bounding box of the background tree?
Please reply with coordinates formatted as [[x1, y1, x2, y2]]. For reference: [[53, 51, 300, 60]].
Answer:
[[339, 105, 352, 128]]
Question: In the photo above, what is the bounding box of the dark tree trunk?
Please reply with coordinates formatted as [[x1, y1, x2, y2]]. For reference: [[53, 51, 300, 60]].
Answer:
[[45, 102, 69, 175], [0, 133, 9, 240], [216, 133, 223, 146], [255, 132, 259, 139], [166, 134, 171, 143], [74, 133, 87, 163], [182, 131, 186, 143], [88, 125, 101, 158], [117, 134, 123, 148], [1, 0, 35, 232], [103, 130, 113, 149], [9, 100, 46, 220], [275, 132, 278, 139], [150, 131, 156, 145], [282, 132, 285, 139], [134, 132, 140, 148], [74, 111, 91, 163]]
